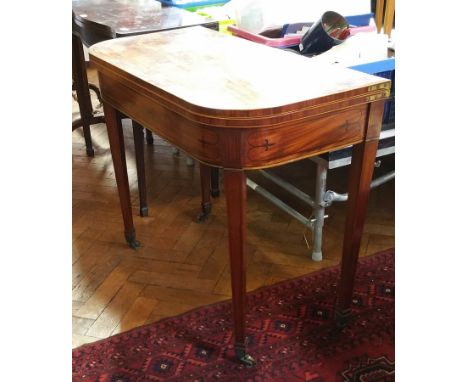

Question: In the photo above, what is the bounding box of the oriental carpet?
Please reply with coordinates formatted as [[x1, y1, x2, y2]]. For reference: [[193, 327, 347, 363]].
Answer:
[[72, 248, 395, 381]]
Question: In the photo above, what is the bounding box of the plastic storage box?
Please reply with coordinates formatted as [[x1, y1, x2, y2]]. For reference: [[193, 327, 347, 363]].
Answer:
[[227, 24, 304, 48], [227, 20, 376, 49]]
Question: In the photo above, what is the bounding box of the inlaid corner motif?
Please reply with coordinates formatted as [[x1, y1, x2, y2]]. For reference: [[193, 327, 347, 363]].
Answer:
[[249, 139, 276, 152], [367, 82, 391, 102]]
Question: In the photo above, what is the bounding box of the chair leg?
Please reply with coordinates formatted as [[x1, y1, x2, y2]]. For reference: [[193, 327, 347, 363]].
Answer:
[[82, 125, 94, 157], [72, 33, 94, 157], [375, 0, 385, 33], [132, 121, 149, 217], [383, 0, 395, 37]]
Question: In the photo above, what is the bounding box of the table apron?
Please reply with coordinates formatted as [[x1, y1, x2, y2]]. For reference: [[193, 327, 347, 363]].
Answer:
[[99, 73, 370, 170]]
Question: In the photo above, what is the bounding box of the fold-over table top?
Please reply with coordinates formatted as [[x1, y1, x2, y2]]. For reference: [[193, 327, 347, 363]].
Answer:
[[90, 26, 390, 126]]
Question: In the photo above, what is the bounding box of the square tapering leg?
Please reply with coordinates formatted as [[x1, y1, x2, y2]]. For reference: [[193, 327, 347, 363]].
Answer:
[[103, 101, 140, 249], [224, 170, 255, 367], [335, 101, 385, 325]]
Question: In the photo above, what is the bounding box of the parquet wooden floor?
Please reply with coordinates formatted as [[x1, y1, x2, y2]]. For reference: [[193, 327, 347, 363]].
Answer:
[[72, 69, 395, 349]]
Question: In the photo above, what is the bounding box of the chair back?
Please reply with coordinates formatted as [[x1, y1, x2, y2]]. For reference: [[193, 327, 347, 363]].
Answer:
[[72, 11, 115, 47]]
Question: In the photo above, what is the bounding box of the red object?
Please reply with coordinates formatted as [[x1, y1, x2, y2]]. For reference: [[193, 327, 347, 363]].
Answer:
[[338, 28, 351, 40], [72, 249, 395, 381]]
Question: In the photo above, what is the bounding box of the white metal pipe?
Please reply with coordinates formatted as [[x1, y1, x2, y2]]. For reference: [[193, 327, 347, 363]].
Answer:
[[312, 163, 327, 262], [246, 178, 316, 229], [258, 170, 315, 207], [324, 171, 395, 205]]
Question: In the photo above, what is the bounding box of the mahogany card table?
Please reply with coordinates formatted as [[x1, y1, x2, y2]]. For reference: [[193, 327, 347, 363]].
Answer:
[[89, 26, 390, 366]]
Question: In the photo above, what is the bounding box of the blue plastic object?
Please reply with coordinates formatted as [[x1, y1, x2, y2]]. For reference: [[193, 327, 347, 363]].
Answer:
[[349, 57, 395, 74], [345, 13, 374, 27]]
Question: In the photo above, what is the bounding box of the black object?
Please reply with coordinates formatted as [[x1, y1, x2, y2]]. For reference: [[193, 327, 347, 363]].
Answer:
[[299, 11, 348, 56], [281, 22, 314, 37]]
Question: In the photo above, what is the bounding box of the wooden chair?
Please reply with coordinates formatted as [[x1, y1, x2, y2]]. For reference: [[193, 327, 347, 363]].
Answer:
[[374, 0, 395, 37], [72, 24, 149, 217]]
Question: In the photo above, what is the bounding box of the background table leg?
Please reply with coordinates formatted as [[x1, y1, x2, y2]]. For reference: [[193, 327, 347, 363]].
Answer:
[[103, 102, 140, 249], [145, 128, 154, 145], [210, 167, 220, 198], [132, 121, 148, 217], [224, 170, 255, 367], [197, 163, 212, 222]]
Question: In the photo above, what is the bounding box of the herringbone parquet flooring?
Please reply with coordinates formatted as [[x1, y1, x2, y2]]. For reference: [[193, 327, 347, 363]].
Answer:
[[72, 70, 395, 349]]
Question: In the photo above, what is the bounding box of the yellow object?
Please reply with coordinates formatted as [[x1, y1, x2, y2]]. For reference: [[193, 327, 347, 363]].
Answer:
[[194, 7, 235, 35]]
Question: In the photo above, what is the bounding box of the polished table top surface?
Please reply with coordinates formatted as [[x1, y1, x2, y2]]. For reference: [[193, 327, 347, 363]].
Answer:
[[72, 0, 217, 39], [89, 27, 390, 127]]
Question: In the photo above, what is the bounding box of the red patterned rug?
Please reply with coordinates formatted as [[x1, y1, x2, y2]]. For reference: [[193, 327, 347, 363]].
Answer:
[[73, 249, 395, 381]]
